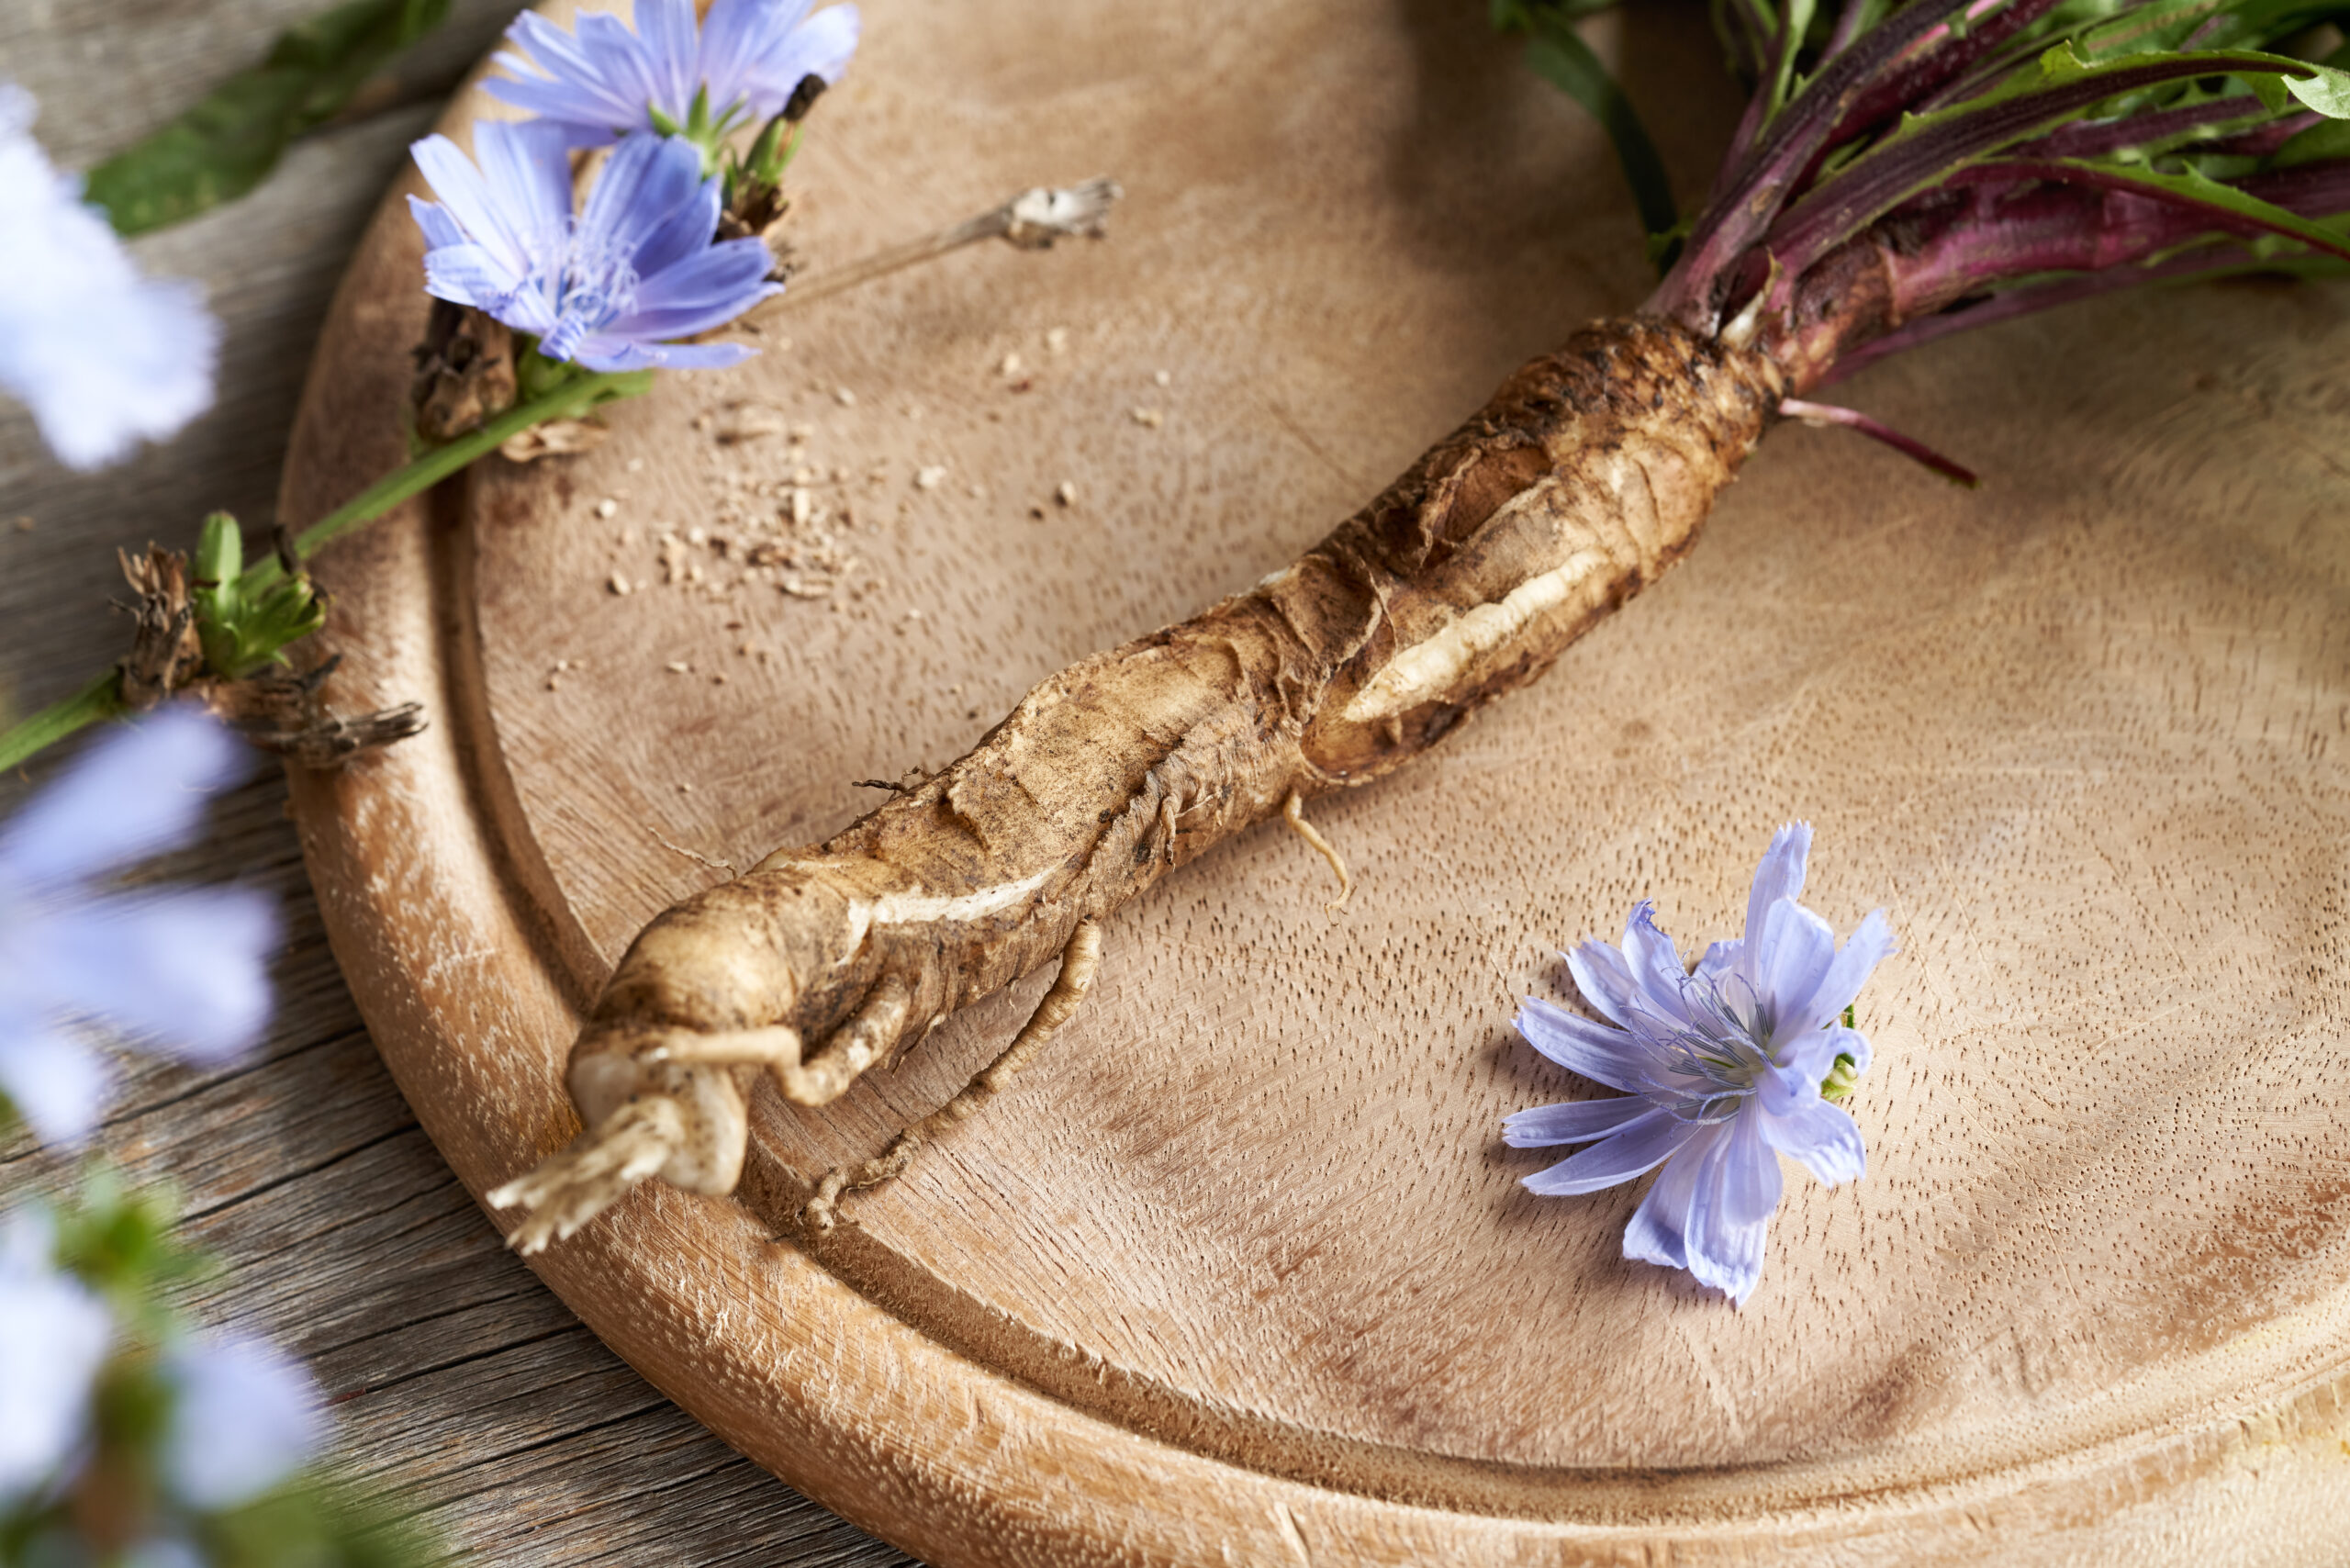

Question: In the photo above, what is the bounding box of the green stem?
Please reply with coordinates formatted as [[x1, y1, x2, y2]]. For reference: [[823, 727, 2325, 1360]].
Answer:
[[0, 368, 649, 769], [243, 369, 646, 594], [0, 670, 129, 773]]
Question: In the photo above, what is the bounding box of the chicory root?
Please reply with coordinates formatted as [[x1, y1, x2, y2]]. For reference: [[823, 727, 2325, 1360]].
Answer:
[[488, 315, 1782, 1252]]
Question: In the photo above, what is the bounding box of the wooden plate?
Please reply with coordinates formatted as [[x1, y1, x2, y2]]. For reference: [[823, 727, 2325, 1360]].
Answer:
[[279, 1, 2350, 1561]]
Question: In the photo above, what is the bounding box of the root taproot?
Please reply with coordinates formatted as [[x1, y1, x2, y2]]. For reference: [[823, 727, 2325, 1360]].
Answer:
[[490, 314, 1783, 1250]]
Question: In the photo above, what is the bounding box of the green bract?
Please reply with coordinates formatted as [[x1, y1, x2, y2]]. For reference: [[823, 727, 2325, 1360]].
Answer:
[[192, 514, 327, 682]]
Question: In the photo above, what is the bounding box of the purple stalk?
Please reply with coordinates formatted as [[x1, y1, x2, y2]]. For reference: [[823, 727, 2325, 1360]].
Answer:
[[1817, 240, 2255, 383], [1964, 156, 2350, 259], [2019, 95, 2266, 161], [1764, 52, 2322, 280], [1822, 0, 1875, 62], [1655, 0, 1986, 325], [1779, 397, 1980, 484], [1820, 0, 2069, 159]]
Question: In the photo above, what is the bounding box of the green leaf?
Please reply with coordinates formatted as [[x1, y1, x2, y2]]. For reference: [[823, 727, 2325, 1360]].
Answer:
[[1503, 4, 1682, 264], [2273, 115, 2350, 166], [83, 0, 452, 236], [2287, 62, 2350, 118]]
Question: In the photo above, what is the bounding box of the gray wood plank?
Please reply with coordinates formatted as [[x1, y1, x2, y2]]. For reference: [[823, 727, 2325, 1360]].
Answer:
[[0, 6, 920, 1562]]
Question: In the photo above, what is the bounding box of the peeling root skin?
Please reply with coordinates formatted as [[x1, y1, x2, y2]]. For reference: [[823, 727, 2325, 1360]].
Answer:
[[489, 316, 1783, 1247]]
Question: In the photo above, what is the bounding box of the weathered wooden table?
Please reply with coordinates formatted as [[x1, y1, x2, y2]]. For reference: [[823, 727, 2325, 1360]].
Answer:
[[0, 3, 912, 1561]]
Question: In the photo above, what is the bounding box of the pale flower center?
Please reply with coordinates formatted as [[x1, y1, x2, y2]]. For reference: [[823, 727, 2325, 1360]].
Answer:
[[541, 231, 642, 361]]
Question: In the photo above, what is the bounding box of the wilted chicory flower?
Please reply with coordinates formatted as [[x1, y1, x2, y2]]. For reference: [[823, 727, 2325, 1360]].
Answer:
[[408, 121, 782, 373], [0, 704, 278, 1143], [487, 0, 859, 149], [1505, 823, 1895, 1306], [0, 84, 218, 471]]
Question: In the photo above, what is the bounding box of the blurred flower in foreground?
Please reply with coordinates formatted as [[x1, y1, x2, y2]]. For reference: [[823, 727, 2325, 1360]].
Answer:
[[408, 121, 781, 373], [0, 1175, 431, 1567], [0, 84, 218, 471], [0, 704, 277, 1143], [1505, 823, 1895, 1306], [160, 1333, 325, 1511], [0, 1210, 112, 1506], [487, 0, 859, 150]]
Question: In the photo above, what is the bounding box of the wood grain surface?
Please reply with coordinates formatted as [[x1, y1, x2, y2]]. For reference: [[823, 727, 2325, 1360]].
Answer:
[[0, 3, 908, 1561], [276, 0, 2350, 1562]]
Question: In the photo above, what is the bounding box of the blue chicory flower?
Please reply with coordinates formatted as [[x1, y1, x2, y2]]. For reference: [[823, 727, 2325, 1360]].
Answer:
[[0, 1211, 112, 1506], [157, 1331, 323, 1509], [0, 84, 218, 471], [0, 704, 279, 1143], [408, 120, 782, 373], [1505, 823, 1896, 1306], [486, 0, 859, 148]]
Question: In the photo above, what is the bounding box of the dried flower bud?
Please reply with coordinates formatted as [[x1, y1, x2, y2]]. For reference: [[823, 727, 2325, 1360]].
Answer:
[[117, 544, 204, 710], [408, 298, 519, 444]]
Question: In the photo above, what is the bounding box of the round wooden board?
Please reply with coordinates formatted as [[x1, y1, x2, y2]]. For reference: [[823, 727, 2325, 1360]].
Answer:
[[279, 2, 2350, 1562]]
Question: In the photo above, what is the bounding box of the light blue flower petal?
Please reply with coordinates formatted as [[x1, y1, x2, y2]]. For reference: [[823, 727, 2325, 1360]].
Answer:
[[603, 290, 781, 342], [1760, 1091, 1866, 1187], [0, 86, 219, 472], [1695, 936, 1739, 979], [0, 704, 248, 890], [409, 134, 533, 283], [481, 75, 629, 144], [405, 195, 469, 252], [0, 1014, 112, 1146], [1765, 1026, 1841, 1091], [1563, 936, 1642, 1030], [699, 0, 817, 110], [630, 236, 775, 314], [605, 339, 759, 370], [1828, 1022, 1873, 1075], [579, 132, 706, 262], [1523, 1107, 1695, 1196], [1745, 893, 1835, 1036], [420, 241, 527, 315], [1618, 902, 1699, 1028], [1741, 822, 1809, 949], [738, 2, 861, 111], [159, 1333, 323, 1510], [575, 10, 671, 129], [473, 118, 576, 250], [1779, 909, 1897, 1041], [571, 338, 667, 373], [1514, 998, 1648, 1092], [636, 0, 703, 120], [1683, 1114, 1777, 1305], [1622, 1122, 1717, 1272], [30, 888, 279, 1066], [0, 1226, 111, 1504], [1501, 1094, 1651, 1148], [630, 182, 728, 281]]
